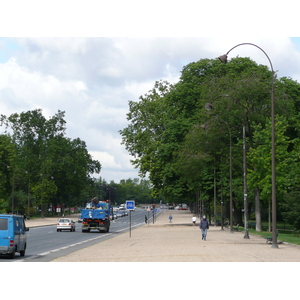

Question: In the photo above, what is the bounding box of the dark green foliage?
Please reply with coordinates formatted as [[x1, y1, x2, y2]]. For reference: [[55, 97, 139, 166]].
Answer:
[[280, 191, 300, 230], [120, 55, 300, 226], [0, 109, 101, 214]]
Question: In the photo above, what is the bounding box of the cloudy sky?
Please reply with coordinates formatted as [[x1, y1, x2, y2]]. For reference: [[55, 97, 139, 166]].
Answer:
[[0, 2, 299, 183], [1, 37, 300, 182]]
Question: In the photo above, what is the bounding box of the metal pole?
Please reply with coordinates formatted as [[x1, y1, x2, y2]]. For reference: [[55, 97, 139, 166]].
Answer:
[[243, 125, 249, 239], [270, 76, 278, 248], [129, 210, 131, 237], [221, 165, 224, 230], [229, 132, 233, 233], [214, 165, 217, 226], [27, 177, 30, 218]]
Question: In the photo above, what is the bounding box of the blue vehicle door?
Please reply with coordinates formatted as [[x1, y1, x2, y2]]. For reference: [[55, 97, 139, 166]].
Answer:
[[14, 217, 21, 249], [19, 217, 26, 250], [0, 217, 9, 249]]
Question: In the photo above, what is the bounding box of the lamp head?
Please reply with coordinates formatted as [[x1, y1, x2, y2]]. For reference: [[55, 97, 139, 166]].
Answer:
[[218, 54, 228, 63]]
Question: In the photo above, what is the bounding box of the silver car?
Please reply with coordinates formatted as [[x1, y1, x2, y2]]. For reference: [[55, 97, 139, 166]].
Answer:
[[57, 218, 75, 232]]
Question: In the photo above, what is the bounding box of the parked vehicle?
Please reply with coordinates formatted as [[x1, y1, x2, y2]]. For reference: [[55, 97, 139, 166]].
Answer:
[[0, 214, 29, 258], [57, 218, 76, 232]]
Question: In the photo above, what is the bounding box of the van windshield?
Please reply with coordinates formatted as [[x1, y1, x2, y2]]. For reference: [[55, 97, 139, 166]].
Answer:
[[0, 218, 8, 230]]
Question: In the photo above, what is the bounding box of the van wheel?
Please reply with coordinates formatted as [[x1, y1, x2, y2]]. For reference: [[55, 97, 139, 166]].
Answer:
[[20, 244, 26, 257]]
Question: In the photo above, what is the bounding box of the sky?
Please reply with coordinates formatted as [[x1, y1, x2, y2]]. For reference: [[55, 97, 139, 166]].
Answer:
[[1, 37, 300, 183], [0, 3, 300, 184]]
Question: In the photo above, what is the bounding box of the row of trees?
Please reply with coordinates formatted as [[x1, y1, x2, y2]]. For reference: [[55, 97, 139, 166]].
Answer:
[[0, 109, 101, 216], [88, 177, 159, 208], [0, 109, 159, 215], [0, 109, 157, 216], [120, 57, 300, 230]]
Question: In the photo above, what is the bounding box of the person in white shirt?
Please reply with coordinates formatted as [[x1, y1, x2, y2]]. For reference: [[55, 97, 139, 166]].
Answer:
[[192, 215, 197, 225]]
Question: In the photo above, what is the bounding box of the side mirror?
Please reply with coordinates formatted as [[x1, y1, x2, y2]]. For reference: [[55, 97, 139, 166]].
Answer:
[[26, 227, 29, 231]]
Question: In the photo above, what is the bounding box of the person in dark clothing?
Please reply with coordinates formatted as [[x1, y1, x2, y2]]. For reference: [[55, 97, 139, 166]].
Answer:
[[199, 215, 209, 241], [145, 215, 148, 224]]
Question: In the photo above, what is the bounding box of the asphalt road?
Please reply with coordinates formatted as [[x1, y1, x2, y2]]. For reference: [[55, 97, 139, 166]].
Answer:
[[0, 209, 160, 262]]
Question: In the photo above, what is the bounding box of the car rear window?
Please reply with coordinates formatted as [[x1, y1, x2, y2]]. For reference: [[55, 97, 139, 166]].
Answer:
[[59, 219, 70, 223], [0, 218, 8, 230]]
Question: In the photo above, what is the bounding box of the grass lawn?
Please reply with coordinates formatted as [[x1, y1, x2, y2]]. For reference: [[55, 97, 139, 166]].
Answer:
[[239, 226, 300, 245]]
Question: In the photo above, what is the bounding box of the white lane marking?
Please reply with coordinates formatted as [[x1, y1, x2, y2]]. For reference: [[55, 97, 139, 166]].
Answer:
[[36, 233, 113, 256], [17, 220, 147, 261]]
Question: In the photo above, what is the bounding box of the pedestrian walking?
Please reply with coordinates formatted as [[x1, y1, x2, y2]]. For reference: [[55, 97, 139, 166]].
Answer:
[[145, 215, 148, 224], [200, 215, 209, 240], [192, 215, 196, 225], [169, 214, 173, 223]]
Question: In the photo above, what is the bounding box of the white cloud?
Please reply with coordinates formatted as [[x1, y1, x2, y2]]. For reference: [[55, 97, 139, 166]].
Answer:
[[1, 37, 300, 182]]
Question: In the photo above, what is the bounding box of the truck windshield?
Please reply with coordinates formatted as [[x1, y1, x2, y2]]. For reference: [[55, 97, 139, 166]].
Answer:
[[85, 202, 109, 210], [98, 203, 109, 210], [0, 218, 8, 230]]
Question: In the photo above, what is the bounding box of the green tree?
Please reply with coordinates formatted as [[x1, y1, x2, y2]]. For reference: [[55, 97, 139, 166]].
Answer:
[[121, 55, 300, 230], [0, 109, 101, 214], [247, 115, 295, 229], [0, 134, 18, 212], [121, 57, 275, 204]]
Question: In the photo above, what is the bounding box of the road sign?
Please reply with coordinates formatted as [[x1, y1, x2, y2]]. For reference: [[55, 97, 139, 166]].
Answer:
[[126, 200, 135, 210]]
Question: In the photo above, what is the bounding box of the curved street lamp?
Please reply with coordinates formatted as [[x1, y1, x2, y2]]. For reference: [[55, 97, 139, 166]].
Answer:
[[218, 43, 277, 248]]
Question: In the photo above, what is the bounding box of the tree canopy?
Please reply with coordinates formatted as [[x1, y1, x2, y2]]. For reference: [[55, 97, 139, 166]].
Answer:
[[0, 109, 101, 215], [120, 56, 300, 229]]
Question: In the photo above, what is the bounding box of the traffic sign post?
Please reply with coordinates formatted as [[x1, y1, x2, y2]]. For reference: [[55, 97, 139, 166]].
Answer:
[[126, 201, 135, 237], [126, 200, 135, 210]]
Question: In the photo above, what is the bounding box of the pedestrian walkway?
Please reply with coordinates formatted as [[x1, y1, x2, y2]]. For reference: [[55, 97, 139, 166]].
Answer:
[[50, 210, 300, 262]]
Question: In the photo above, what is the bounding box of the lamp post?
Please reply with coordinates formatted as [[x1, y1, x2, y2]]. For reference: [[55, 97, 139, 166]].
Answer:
[[218, 43, 277, 248], [243, 125, 249, 239]]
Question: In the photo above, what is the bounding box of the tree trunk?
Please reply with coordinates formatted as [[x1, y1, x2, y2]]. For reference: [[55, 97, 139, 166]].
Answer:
[[254, 188, 262, 231]]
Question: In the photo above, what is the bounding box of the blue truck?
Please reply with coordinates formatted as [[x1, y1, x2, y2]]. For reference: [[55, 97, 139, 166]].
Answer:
[[0, 214, 29, 259], [81, 198, 111, 233]]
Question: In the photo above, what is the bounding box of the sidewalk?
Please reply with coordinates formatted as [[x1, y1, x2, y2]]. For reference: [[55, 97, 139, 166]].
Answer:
[[44, 210, 300, 262], [25, 214, 79, 228]]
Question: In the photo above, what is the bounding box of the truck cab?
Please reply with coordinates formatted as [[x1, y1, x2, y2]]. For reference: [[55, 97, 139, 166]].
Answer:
[[0, 214, 29, 259]]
